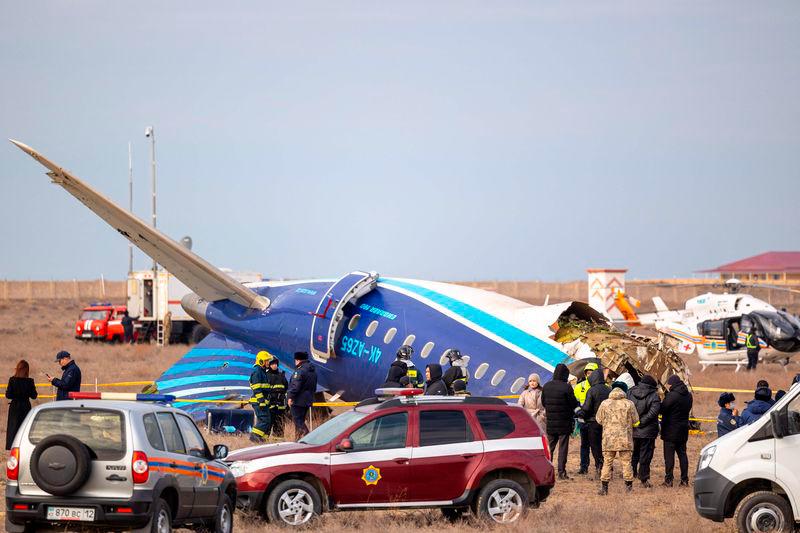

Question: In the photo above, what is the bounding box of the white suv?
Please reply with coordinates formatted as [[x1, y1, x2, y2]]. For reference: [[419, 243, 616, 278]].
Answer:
[[5, 399, 236, 533]]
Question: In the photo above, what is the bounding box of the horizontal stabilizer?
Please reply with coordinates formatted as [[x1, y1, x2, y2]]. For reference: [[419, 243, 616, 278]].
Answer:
[[10, 139, 269, 310], [652, 296, 669, 313]]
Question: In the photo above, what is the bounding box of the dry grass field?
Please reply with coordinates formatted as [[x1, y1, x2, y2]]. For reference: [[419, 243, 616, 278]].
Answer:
[[1, 299, 798, 532]]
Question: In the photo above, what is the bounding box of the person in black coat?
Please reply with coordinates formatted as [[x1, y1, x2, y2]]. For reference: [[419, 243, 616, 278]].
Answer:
[[382, 359, 408, 388], [287, 352, 317, 440], [265, 357, 289, 438], [5, 360, 37, 450], [660, 374, 693, 487], [579, 368, 610, 475], [424, 364, 449, 396], [46, 351, 81, 401], [121, 310, 135, 344], [542, 363, 579, 479], [627, 374, 661, 487]]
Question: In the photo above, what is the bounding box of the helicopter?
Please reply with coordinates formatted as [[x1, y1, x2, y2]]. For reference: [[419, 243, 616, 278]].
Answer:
[[627, 279, 800, 370]]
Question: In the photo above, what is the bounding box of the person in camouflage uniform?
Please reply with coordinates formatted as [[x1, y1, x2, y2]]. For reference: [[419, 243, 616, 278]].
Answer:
[[596, 382, 639, 495]]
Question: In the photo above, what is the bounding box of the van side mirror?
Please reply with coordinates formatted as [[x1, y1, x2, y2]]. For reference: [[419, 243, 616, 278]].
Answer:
[[213, 444, 229, 460], [770, 410, 786, 439], [336, 438, 353, 452]]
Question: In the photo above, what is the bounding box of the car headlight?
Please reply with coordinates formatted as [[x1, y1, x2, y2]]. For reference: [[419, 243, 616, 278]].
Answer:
[[698, 445, 716, 470], [228, 461, 245, 478]]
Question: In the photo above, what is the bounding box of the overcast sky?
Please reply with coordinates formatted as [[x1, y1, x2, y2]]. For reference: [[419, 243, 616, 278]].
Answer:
[[1, 1, 798, 282]]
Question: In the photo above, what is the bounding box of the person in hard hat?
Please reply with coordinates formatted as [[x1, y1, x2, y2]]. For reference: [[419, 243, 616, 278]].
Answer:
[[574, 362, 598, 475], [287, 351, 317, 440], [596, 381, 639, 495], [442, 348, 468, 395], [249, 351, 272, 443], [265, 356, 288, 438], [382, 348, 409, 388], [398, 345, 423, 388], [745, 328, 761, 371], [46, 351, 81, 401], [579, 364, 610, 478], [716, 392, 741, 437], [660, 375, 693, 487], [627, 375, 661, 487]]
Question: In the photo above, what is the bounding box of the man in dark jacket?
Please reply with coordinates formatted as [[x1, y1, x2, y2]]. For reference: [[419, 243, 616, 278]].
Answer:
[[382, 358, 408, 388], [716, 392, 741, 437], [424, 364, 449, 396], [265, 356, 288, 438], [579, 368, 609, 476], [287, 352, 317, 440], [741, 386, 773, 425], [121, 311, 135, 344], [628, 375, 661, 487], [660, 375, 693, 487], [46, 351, 81, 401], [442, 349, 468, 395], [542, 363, 579, 479]]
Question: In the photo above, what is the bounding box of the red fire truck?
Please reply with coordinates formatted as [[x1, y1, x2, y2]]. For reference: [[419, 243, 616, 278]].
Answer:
[[74, 303, 129, 342]]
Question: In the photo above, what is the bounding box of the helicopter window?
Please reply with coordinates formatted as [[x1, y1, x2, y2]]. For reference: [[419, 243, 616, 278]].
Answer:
[[474, 363, 489, 379], [383, 327, 397, 344], [491, 369, 506, 386], [699, 320, 725, 338], [510, 377, 525, 393], [366, 320, 379, 337], [420, 342, 435, 358], [348, 314, 360, 331], [402, 334, 415, 346]]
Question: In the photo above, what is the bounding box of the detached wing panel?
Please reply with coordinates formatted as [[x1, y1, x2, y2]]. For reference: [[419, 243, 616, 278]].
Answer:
[[11, 139, 268, 309]]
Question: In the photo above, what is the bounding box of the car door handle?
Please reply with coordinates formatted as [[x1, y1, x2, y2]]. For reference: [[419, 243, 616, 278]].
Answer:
[[392, 457, 410, 464], [461, 453, 477, 459]]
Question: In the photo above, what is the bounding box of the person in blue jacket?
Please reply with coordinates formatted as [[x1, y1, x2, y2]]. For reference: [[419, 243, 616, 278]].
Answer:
[[741, 386, 773, 425], [716, 392, 742, 436], [287, 351, 317, 440], [45, 351, 81, 401]]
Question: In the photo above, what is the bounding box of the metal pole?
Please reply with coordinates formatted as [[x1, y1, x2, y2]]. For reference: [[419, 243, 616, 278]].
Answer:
[[146, 126, 158, 338], [128, 142, 133, 273]]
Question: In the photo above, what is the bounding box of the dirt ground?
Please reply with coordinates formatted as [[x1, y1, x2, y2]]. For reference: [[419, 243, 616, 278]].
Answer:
[[1, 299, 798, 532]]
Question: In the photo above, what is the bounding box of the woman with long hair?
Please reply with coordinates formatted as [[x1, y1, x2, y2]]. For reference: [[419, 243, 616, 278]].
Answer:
[[5, 359, 38, 449], [518, 373, 546, 429]]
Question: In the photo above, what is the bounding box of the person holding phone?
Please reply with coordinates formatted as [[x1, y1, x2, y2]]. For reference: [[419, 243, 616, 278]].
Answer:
[[46, 351, 81, 401]]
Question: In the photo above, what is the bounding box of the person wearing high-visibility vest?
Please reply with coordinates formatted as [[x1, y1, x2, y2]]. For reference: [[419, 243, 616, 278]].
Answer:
[[249, 351, 272, 442], [745, 330, 761, 371], [574, 362, 599, 475]]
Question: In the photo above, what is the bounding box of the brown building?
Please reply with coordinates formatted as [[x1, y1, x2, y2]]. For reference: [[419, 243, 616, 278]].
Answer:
[[699, 252, 800, 283]]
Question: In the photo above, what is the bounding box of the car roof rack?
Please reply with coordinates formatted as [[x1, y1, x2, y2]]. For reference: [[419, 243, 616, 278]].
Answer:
[[373, 395, 507, 410]]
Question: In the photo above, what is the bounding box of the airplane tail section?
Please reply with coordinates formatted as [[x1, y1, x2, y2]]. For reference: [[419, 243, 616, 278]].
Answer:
[[10, 139, 269, 310], [652, 297, 670, 314]]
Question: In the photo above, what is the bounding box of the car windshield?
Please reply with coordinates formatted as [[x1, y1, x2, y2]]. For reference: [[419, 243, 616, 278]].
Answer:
[[29, 408, 126, 461], [298, 410, 368, 446], [80, 310, 108, 320]]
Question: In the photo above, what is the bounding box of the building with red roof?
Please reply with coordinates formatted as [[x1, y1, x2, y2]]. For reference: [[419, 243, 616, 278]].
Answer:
[[699, 252, 800, 282]]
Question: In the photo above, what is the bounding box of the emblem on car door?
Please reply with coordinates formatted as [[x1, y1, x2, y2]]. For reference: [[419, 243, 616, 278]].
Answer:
[[361, 465, 381, 486]]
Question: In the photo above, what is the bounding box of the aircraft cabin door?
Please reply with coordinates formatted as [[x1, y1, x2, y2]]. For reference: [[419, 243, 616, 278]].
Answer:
[[309, 271, 379, 363]]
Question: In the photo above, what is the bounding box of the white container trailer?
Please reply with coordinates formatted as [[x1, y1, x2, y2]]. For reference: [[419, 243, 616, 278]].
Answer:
[[126, 269, 262, 343]]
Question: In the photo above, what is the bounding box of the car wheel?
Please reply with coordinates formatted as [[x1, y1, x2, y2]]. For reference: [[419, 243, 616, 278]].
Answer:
[[212, 494, 234, 533], [266, 479, 321, 527], [475, 479, 528, 524], [734, 491, 794, 533], [441, 507, 468, 522], [29, 435, 92, 496]]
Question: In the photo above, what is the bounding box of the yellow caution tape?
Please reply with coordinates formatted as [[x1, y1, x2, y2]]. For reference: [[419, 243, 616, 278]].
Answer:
[[691, 386, 754, 394]]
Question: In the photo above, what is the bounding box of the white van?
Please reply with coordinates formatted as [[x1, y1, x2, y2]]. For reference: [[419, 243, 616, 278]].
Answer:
[[694, 383, 800, 532]]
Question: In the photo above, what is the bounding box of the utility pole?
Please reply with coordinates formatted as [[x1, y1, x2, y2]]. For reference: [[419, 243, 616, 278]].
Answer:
[[128, 142, 133, 274], [145, 126, 163, 346]]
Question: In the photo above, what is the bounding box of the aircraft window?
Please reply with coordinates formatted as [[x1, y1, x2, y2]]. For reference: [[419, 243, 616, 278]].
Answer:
[[366, 320, 379, 337], [474, 363, 489, 379], [510, 377, 525, 393], [439, 351, 450, 366], [348, 314, 360, 331], [421, 342, 435, 358], [402, 334, 415, 346], [491, 369, 506, 386], [383, 327, 397, 344]]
